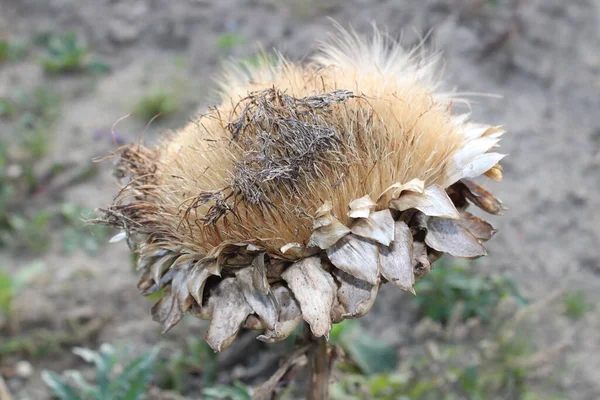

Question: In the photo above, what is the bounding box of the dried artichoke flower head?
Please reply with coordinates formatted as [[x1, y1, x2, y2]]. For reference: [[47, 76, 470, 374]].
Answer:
[[100, 26, 505, 352]]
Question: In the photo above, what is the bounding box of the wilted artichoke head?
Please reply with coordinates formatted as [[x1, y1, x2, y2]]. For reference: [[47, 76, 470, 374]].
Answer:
[[100, 27, 505, 351]]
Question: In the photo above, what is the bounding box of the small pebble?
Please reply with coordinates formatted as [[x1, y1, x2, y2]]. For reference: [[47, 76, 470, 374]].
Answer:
[[15, 361, 33, 379]]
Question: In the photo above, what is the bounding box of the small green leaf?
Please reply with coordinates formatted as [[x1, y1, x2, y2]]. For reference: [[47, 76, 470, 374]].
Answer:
[[215, 33, 246, 52], [459, 365, 479, 393], [203, 382, 252, 400], [335, 320, 397, 374], [12, 259, 44, 291], [87, 60, 112, 74], [0, 268, 14, 315], [63, 370, 95, 396], [41, 371, 82, 400]]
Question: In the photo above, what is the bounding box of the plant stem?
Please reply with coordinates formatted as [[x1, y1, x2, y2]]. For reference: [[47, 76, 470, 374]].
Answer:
[[306, 323, 329, 400]]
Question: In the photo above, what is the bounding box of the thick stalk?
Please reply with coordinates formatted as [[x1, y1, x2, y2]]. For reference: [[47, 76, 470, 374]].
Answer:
[[306, 324, 330, 400]]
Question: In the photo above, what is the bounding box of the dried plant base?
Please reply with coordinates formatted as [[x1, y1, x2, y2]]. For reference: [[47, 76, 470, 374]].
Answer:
[[125, 177, 500, 351]]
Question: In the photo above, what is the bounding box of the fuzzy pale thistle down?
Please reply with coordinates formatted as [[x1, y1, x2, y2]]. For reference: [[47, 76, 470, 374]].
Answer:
[[100, 26, 505, 351]]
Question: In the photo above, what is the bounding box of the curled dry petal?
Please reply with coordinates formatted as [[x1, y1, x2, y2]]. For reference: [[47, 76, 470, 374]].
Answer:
[[350, 209, 395, 246], [246, 244, 263, 252], [348, 195, 376, 219], [172, 265, 193, 313], [205, 242, 248, 258], [379, 178, 425, 201], [251, 254, 269, 295], [454, 137, 500, 169], [142, 268, 177, 296], [205, 242, 256, 269], [151, 288, 182, 334], [379, 220, 415, 293], [150, 265, 193, 334], [137, 269, 154, 292], [235, 267, 278, 330], [189, 301, 211, 320], [314, 201, 333, 218], [326, 234, 380, 285], [281, 242, 302, 254], [280, 242, 320, 259], [418, 186, 461, 219], [205, 259, 221, 276], [484, 163, 503, 181], [461, 153, 506, 180], [206, 278, 253, 352], [257, 285, 303, 343], [451, 130, 505, 179], [412, 240, 431, 280], [482, 126, 504, 139], [446, 184, 469, 212], [390, 185, 460, 219], [171, 253, 196, 269], [424, 216, 487, 259], [219, 252, 254, 269], [308, 202, 351, 249], [333, 269, 378, 318], [458, 212, 496, 242], [281, 257, 335, 338], [330, 295, 346, 324], [137, 248, 168, 271], [150, 253, 178, 283], [460, 179, 505, 215], [186, 262, 212, 305]]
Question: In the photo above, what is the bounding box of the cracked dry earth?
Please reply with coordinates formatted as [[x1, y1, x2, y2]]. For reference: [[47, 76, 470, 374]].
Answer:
[[1, 0, 599, 398]]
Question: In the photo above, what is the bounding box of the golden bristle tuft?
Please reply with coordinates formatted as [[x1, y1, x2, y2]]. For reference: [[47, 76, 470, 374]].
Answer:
[[104, 26, 490, 255], [117, 33, 461, 253]]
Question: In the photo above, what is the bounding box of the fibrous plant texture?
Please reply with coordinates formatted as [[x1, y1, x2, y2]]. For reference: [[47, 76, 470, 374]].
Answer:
[[99, 26, 505, 353]]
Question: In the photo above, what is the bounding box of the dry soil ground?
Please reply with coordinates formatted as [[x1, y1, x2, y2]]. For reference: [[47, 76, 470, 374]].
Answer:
[[0, 0, 599, 399]]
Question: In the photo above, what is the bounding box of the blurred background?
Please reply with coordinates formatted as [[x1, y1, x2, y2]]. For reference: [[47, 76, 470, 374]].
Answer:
[[0, 0, 598, 399]]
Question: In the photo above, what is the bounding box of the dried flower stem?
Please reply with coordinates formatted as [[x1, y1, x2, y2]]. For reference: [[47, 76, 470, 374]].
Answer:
[[306, 323, 330, 400], [252, 344, 310, 400]]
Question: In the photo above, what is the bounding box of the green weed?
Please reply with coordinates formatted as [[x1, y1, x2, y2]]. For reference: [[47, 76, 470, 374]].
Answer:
[[203, 382, 253, 400], [330, 296, 560, 400], [13, 86, 62, 158], [0, 38, 28, 63], [60, 203, 108, 255], [216, 33, 246, 52], [330, 320, 397, 375], [0, 316, 106, 359], [38, 32, 110, 75], [563, 291, 591, 319], [0, 212, 52, 252], [0, 98, 17, 119], [42, 344, 160, 400], [0, 40, 9, 62], [40, 32, 88, 73], [160, 338, 218, 393], [0, 87, 62, 252], [14, 86, 62, 122], [0, 261, 44, 322], [413, 261, 527, 324], [135, 90, 178, 121]]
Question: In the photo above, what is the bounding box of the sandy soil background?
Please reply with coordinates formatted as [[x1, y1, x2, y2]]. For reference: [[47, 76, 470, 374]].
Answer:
[[0, 0, 599, 399]]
